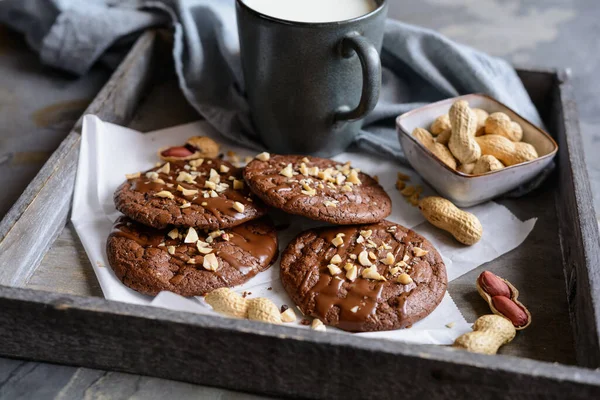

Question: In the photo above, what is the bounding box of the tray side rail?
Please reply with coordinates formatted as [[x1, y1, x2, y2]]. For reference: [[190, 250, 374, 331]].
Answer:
[[552, 71, 600, 368], [0, 31, 158, 286], [0, 285, 599, 399]]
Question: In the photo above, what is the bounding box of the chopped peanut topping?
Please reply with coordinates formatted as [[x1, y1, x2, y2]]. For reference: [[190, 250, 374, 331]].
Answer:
[[233, 201, 245, 213], [125, 172, 141, 179], [327, 264, 342, 276], [177, 185, 198, 197], [203, 253, 219, 271], [208, 169, 220, 184], [398, 273, 413, 285], [311, 319, 326, 331], [382, 252, 395, 265], [361, 266, 386, 281], [299, 163, 309, 176], [308, 166, 319, 176], [184, 228, 199, 243], [345, 264, 358, 281], [331, 236, 344, 247], [146, 171, 159, 180], [196, 241, 212, 254], [189, 159, 204, 167], [155, 191, 174, 199], [177, 171, 196, 183], [233, 179, 244, 190], [347, 169, 361, 184], [413, 247, 428, 257], [280, 163, 294, 178], [358, 251, 372, 267], [281, 308, 296, 323], [156, 163, 170, 174], [204, 181, 217, 190], [255, 152, 270, 161]]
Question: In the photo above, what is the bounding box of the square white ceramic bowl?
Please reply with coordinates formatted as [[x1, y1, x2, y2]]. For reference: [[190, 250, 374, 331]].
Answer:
[[396, 94, 558, 207]]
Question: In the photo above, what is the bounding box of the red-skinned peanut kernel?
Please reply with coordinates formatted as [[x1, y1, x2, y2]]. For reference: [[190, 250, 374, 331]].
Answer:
[[479, 271, 511, 298], [491, 296, 529, 327], [161, 146, 194, 158]]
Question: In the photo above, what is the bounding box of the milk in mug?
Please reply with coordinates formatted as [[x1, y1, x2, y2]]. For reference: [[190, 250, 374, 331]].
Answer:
[[241, 0, 378, 23]]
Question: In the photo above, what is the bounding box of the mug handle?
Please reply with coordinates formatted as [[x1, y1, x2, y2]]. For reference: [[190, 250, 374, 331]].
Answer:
[[335, 32, 382, 123]]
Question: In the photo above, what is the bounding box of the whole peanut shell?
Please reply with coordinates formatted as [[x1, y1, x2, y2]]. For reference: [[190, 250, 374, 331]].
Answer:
[[412, 128, 457, 169], [448, 101, 481, 164], [472, 108, 489, 136], [476, 135, 538, 166], [472, 155, 504, 174], [453, 314, 516, 355], [436, 129, 452, 145], [418, 196, 482, 245], [485, 112, 523, 142], [430, 114, 451, 135]]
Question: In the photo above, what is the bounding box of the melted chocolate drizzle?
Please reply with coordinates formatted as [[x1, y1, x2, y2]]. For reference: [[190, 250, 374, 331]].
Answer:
[[302, 224, 415, 332]]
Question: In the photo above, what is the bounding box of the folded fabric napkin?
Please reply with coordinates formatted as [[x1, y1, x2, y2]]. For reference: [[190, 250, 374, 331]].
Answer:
[[0, 0, 548, 194]]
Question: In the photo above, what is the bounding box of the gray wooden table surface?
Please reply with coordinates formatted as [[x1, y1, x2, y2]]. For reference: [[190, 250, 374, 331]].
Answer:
[[1, 1, 598, 399]]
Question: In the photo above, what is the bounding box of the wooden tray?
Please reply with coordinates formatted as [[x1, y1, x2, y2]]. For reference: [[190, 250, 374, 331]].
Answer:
[[1, 30, 599, 398]]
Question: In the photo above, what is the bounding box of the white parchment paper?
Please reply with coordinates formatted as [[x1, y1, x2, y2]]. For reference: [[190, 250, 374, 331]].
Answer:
[[72, 115, 537, 344]]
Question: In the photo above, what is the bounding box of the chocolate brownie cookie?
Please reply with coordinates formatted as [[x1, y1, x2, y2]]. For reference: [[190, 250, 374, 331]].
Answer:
[[243, 154, 391, 224], [115, 158, 267, 229], [280, 220, 447, 332], [106, 216, 278, 297]]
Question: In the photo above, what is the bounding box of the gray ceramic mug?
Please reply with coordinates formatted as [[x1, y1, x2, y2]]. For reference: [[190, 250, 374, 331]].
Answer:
[[236, 0, 388, 157]]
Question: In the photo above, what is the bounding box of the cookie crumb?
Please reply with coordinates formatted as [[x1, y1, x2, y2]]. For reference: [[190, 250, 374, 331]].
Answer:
[[397, 172, 410, 181]]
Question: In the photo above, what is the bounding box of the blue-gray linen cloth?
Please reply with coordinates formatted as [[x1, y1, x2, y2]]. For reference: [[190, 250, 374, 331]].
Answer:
[[0, 0, 548, 194]]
